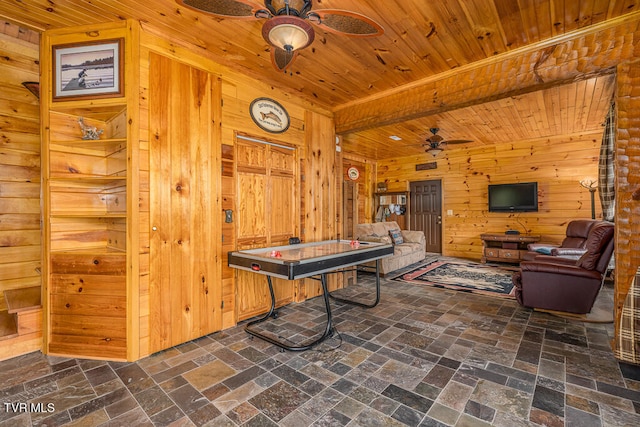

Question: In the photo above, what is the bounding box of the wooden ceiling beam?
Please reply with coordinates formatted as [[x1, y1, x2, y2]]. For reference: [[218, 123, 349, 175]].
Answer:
[[334, 11, 640, 134]]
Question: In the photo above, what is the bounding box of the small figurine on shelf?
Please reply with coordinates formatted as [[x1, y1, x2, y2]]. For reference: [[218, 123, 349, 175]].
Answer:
[[77, 117, 104, 140]]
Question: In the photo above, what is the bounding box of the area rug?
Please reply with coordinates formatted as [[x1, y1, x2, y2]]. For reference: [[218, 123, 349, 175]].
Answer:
[[391, 258, 519, 298]]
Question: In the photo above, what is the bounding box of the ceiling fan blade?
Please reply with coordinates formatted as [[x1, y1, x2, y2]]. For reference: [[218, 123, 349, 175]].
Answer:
[[271, 47, 298, 72], [309, 9, 384, 36], [177, 0, 259, 18], [443, 139, 473, 145]]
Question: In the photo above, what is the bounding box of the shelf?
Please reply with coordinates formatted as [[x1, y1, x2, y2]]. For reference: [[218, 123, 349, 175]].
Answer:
[[50, 175, 126, 182], [49, 180, 126, 216], [49, 107, 127, 142], [50, 138, 127, 156], [50, 246, 126, 255], [49, 176, 127, 190], [50, 212, 127, 218], [41, 24, 136, 362], [49, 221, 125, 253], [47, 105, 129, 253], [375, 191, 409, 228], [49, 101, 127, 121], [375, 191, 409, 196]]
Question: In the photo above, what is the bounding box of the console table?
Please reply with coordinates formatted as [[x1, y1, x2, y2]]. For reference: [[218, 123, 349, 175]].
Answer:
[[480, 233, 540, 263]]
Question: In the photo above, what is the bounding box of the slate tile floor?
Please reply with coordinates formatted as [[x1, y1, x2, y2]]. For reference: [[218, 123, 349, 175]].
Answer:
[[2, 266, 640, 426]]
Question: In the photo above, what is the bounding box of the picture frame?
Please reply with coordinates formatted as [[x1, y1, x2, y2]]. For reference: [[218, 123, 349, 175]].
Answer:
[[52, 39, 123, 101]]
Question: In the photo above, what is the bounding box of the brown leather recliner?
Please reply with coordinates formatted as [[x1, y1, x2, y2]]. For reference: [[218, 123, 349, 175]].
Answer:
[[522, 219, 599, 261], [512, 221, 614, 314]]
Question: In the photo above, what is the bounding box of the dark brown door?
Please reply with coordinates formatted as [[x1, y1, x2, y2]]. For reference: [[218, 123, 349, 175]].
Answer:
[[410, 180, 442, 253]]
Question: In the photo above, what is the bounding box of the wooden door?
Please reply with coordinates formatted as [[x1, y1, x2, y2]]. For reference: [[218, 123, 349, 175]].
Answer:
[[148, 53, 222, 353], [235, 137, 298, 321], [342, 181, 358, 239], [342, 181, 358, 286], [410, 180, 442, 253]]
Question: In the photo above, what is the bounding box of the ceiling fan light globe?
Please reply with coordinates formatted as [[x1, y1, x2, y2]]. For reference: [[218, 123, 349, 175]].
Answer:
[[268, 24, 308, 50], [263, 15, 314, 51]]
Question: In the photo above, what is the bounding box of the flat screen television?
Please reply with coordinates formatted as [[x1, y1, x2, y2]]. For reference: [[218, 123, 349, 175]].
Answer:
[[488, 182, 538, 212]]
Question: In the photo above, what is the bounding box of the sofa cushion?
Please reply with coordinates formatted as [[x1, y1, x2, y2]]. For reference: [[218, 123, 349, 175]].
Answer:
[[392, 243, 419, 256], [576, 223, 614, 270], [389, 228, 404, 245], [401, 230, 426, 244], [371, 222, 389, 237], [562, 219, 597, 248], [360, 234, 392, 244], [356, 223, 374, 237]]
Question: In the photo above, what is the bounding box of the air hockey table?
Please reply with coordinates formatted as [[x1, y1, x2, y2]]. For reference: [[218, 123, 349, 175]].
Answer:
[[228, 239, 393, 351]]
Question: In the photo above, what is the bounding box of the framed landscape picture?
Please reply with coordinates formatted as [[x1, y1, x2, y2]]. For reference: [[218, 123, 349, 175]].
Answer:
[[52, 39, 123, 101]]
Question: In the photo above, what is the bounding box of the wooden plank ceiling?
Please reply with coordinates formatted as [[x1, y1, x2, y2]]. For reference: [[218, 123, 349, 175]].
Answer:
[[0, 0, 631, 159], [342, 74, 616, 159]]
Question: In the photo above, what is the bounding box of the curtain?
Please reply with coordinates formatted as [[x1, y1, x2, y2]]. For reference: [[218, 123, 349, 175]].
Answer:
[[615, 271, 640, 364], [598, 102, 616, 221]]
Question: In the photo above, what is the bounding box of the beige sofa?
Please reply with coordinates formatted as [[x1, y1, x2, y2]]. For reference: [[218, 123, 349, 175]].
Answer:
[[355, 221, 426, 276]]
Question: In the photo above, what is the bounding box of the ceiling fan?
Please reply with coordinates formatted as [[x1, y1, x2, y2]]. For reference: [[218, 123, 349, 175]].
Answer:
[[176, 0, 384, 72], [424, 127, 472, 156]]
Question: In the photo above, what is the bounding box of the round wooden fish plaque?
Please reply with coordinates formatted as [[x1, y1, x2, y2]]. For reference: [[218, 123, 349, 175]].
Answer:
[[347, 166, 360, 180], [249, 98, 290, 133]]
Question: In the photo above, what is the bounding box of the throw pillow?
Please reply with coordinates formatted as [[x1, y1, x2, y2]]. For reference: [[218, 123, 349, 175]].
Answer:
[[389, 229, 404, 245]]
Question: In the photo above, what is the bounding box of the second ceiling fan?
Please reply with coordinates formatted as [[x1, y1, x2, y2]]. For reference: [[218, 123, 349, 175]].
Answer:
[[177, 0, 384, 72], [424, 128, 472, 156]]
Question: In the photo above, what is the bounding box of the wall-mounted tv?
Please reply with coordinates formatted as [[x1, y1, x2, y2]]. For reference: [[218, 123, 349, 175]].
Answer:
[[488, 182, 538, 212]]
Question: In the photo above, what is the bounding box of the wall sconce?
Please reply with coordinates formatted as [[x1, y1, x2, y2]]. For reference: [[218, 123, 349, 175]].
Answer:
[[580, 178, 598, 219]]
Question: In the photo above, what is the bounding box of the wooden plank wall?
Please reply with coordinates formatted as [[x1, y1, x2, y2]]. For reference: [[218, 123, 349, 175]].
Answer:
[[0, 24, 40, 310], [221, 144, 235, 329], [218, 66, 308, 320], [376, 131, 604, 260], [146, 52, 222, 354], [300, 112, 341, 298], [140, 31, 226, 356], [343, 154, 377, 224], [138, 26, 151, 358], [138, 26, 334, 355], [0, 21, 41, 360], [614, 60, 640, 346]]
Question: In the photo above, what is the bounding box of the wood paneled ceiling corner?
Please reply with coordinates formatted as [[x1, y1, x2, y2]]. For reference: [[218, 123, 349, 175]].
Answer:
[[0, 1, 636, 159]]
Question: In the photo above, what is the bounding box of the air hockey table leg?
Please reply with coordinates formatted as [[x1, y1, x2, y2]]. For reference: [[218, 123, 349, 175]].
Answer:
[[329, 259, 381, 308], [244, 273, 335, 351]]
